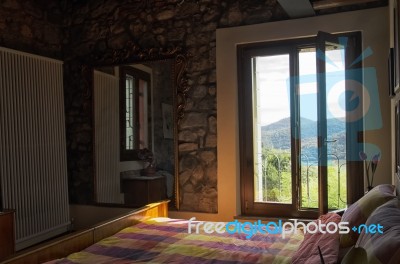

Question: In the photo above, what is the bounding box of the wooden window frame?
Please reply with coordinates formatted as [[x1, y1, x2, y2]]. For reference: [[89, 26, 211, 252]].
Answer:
[[119, 66, 151, 161], [237, 32, 364, 218]]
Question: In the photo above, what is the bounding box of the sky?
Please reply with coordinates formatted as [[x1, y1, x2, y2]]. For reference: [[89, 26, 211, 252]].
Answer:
[[255, 49, 346, 126]]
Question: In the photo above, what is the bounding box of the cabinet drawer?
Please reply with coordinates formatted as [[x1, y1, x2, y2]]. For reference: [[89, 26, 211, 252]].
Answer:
[[0, 210, 15, 260]]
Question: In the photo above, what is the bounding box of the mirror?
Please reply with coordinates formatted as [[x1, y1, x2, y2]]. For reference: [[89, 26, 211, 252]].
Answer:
[[82, 42, 190, 209]]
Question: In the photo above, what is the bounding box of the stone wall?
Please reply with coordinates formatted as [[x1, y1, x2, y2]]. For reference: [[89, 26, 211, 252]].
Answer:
[[63, 0, 288, 211], [0, 0, 65, 58]]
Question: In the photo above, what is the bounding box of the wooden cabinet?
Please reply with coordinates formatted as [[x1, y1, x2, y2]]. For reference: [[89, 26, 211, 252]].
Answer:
[[0, 210, 15, 260], [121, 176, 166, 207]]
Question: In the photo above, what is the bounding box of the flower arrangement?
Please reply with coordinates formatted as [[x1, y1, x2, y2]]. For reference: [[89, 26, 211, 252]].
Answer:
[[359, 151, 380, 191], [138, 148, 156, 176], [137, 148, 154, 165]]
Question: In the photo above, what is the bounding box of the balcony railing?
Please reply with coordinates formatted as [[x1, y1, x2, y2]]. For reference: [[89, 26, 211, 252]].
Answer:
[[259, 152, 347, 209], [260, 153, 291, 203]]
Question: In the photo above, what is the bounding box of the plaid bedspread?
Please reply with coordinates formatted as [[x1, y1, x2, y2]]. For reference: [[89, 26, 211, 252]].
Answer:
[[51, 218, 303, 264]]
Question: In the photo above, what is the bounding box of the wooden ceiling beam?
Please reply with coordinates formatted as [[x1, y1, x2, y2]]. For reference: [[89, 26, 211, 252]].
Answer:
[[312, 0, 380, 10], [277, 0, 315, 18]]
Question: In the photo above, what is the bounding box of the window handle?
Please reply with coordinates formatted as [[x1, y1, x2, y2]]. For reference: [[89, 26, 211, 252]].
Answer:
[[324, 139, 337, 143]]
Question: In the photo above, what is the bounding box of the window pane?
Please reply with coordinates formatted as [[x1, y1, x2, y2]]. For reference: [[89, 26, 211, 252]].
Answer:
[[125, 74, 135, 150], [298, 48, 319, 209], [325, 48, 347, 210], [298, 46, 347, 209], [253, 55, 292, 204]]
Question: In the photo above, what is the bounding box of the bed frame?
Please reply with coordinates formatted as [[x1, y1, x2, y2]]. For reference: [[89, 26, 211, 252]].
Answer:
[[2, 200, 169, 264]]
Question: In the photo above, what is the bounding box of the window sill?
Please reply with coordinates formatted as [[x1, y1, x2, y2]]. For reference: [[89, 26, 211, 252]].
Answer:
[[234, 215, 315, 223]]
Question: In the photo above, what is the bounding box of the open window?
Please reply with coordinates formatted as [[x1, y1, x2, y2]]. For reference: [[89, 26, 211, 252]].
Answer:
[[238, 31, 364, 217]]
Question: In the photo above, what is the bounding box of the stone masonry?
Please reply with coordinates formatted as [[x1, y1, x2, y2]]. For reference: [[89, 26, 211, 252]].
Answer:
[[62, 0, 288, 213]]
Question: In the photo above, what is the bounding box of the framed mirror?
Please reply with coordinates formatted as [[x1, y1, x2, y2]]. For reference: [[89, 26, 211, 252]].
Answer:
[[82, 42, 190, 209]]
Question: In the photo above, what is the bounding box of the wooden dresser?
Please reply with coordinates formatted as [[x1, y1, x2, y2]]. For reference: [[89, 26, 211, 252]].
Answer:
[[0, 210, 15, 260], [121, 175, 166, 207]]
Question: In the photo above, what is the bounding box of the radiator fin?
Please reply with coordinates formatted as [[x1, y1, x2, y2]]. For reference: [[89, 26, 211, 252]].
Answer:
[[0, 47, 70, 250]]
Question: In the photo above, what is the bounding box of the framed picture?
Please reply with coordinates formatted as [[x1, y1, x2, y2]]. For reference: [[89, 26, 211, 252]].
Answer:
[[389, 48, 395, 97], [162, 103, 173, 139], [394, 0, 400, 93]]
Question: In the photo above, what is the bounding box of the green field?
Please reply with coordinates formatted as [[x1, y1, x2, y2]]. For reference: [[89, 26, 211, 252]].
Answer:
[[254, 149, 347, 209]]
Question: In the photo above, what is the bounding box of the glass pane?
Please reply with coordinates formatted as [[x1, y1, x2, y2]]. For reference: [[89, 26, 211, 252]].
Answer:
[[125, 74, 135, 150], [299, 46, 347, 210], [298, 47, 319, 209], [253, 55, 292, 204], [325, 47, 347, 210]]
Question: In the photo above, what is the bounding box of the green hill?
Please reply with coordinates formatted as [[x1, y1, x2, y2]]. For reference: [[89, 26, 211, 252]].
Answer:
[[261, 117, 346, 162]]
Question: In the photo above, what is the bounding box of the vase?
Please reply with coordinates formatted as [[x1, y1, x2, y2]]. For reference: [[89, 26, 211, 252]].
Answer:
[[141, 165, 157, 176]]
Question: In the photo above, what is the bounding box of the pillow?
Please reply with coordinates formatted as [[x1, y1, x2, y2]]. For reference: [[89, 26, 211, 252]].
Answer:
[[356, 198, 400, 264], [337, 246, 353, 263], [292, 213, 341, 264], [340, 184, 395, 248], [341, 246, 367, 264]]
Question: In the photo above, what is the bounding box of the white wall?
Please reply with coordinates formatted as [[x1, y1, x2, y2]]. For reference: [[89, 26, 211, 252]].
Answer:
[[94, 68, 145, 204], [390, 0, 400, 187], [170, 7, 390, 222]]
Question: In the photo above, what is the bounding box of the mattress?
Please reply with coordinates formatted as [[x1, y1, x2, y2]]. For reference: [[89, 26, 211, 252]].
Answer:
[[49, 217, 304, 264]]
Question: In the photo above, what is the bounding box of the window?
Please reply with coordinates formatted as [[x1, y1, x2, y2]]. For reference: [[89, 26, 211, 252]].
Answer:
[[238, 32, 364, 218], [120, 66, 150, 161]]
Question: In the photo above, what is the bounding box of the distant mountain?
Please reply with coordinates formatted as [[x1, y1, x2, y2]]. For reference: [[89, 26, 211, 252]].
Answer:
[[261, 117, 346, 162]]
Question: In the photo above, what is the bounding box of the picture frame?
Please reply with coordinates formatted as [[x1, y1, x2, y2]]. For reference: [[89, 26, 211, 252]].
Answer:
[[389, 48, 395, 97], [162, 103, 173, 139]]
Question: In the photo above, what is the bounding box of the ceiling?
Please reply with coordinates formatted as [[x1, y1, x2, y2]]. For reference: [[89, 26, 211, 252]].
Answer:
[[278, 0, 388, 18], [44, 0, 388, 25]]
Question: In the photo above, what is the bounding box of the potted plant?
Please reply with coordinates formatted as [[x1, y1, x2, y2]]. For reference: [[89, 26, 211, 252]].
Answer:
[[138, 148, 157, 176]]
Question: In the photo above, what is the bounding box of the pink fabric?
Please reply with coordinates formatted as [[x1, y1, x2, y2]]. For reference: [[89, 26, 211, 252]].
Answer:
[[292, 213, 341, 264]]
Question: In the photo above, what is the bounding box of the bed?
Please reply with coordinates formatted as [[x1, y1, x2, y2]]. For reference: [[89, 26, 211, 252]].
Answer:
[[3, 201, 169, 264], [4, 181, 400, 264], [45, 217, 304, 264]]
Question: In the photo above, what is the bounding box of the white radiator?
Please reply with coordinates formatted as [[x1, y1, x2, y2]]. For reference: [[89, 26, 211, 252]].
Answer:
[[0, 47, 70, 250], [94, 70, 124, 204]]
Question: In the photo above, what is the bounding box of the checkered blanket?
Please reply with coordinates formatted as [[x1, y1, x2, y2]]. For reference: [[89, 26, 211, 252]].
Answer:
[[50, 218, 303, 264]]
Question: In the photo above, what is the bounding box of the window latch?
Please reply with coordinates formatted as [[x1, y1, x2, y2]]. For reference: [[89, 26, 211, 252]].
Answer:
[[324, 139, 337, 143]]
